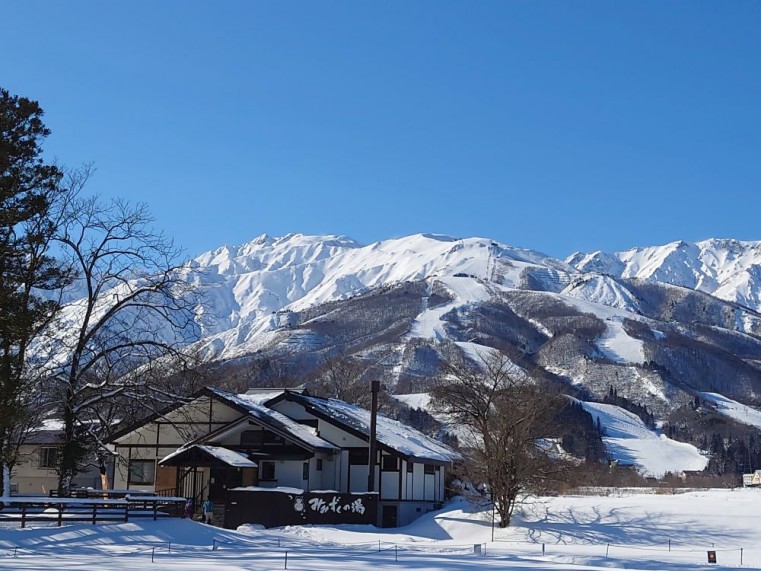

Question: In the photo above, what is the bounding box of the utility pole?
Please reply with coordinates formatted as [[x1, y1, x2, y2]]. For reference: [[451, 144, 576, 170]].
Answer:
[[368, 380, 380, 492]]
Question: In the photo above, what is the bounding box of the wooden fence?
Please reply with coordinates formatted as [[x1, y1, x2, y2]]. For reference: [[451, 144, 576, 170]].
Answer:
[[0, 495, 187, 528]]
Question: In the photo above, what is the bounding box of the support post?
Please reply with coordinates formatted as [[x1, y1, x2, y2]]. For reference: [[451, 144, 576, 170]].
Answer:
[[368, 380, 380, 493], [491, 501, 495, 542]]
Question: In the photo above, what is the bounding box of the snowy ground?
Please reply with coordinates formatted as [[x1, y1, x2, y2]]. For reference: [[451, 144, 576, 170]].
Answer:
[[1, 490, 760, 569]]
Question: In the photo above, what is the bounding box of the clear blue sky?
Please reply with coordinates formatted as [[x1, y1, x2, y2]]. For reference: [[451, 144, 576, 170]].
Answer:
[[3, 1, 760, 260]]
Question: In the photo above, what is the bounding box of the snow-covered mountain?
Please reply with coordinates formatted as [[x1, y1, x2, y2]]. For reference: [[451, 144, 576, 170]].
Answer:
[[567, 239, 761, 312], [49, 232, 761, 476], [186, 233, 577, 361], [52, 233, 761, 396]]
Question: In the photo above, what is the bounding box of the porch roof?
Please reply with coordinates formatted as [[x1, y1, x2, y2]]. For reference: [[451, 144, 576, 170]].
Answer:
[[159, 445, 258, 468]]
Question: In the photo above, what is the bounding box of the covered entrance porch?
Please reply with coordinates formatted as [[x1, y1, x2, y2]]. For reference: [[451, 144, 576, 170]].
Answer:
[[159, 444, 259, 524]]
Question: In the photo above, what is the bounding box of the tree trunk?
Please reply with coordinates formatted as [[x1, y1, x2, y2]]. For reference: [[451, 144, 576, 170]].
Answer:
[[57, 395, 77, 497], [2, 463, 9, 497], [99, 455, 110, 493]]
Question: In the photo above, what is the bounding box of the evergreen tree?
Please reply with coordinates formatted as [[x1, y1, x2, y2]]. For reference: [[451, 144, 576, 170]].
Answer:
[[0, 87, 70, 494]]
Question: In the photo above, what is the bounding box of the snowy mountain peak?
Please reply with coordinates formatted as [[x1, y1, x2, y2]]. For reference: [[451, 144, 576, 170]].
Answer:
[[567, 238, 761, 311], [176, 233, 575, 359]]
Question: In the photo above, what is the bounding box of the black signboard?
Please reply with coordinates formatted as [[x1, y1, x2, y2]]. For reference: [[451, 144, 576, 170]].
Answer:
[[707, 550, 717, 564], [225, 490, 378, 529]]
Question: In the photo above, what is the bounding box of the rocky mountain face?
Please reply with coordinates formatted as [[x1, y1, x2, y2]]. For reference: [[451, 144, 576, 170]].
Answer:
[[171, 234, 761, 417]]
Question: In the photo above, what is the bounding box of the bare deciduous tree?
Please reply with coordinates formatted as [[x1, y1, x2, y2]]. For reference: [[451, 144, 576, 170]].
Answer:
[[308, 353, 393, 410], [431, 347, 564, 527], [44, 172, 201, 495]]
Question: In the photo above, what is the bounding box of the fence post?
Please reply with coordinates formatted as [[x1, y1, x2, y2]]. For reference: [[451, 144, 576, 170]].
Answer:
[[284, 550, 288, 569], [21, 504, 26, 529], [668, 539, 670, 552], [212, 539, 217, 551], [57, 504, 63, 527], [395, 545, 398, 562], [542, 543, 545, 556], [92, 504, 97, 525], [151, 547, 155, 563], [378, 540, 381, 552], [153, 501, 158, 521], [124, 503, 129, 523], [605, 544, 610, 558], [741, 548, 743, 565], [168, 542, 171, 554]]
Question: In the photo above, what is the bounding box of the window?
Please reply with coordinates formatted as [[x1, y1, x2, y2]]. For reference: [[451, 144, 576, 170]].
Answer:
[[407, 461, 414, 473], [241, 430, 285, 446], [39, 447, 58, 469], [349, 449, 369, 465], [9, 483, 18, 494], [260, 461, 276, 481], [316, 459, 323, 471], [381, 455, 399, 471], [302, 462, 309, 480], [129, 460, 156, 485], [424, 464, 435, 475]]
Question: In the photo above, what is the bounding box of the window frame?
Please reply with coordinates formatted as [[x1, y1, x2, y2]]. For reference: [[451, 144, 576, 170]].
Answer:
[[38, 447, 58, 469], [129, 459, 156, 485]]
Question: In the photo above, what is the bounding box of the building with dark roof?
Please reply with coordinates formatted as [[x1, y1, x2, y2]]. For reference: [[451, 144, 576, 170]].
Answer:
[[107, 387, 459, 528]]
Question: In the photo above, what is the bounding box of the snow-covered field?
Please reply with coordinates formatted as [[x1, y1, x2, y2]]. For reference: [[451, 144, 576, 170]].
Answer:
[[2, 489, 760, 569]]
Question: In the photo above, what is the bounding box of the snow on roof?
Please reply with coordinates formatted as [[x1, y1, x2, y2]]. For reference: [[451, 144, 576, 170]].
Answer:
[[293, 394, 460, 463], [160, 445, 257, 468], [237, 388, 303, 406], [198, 445, 258, 467], [207, 388, 338, 452]]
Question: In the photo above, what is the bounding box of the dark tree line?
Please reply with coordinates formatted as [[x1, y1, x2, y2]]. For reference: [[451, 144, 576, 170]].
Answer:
[[604, 385, 655, 429], [558, 400, 606, 462]]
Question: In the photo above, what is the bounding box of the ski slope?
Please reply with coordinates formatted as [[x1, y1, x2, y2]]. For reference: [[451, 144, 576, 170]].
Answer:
[[700, 392, 761, 430], [578, 401, 707, 477]]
